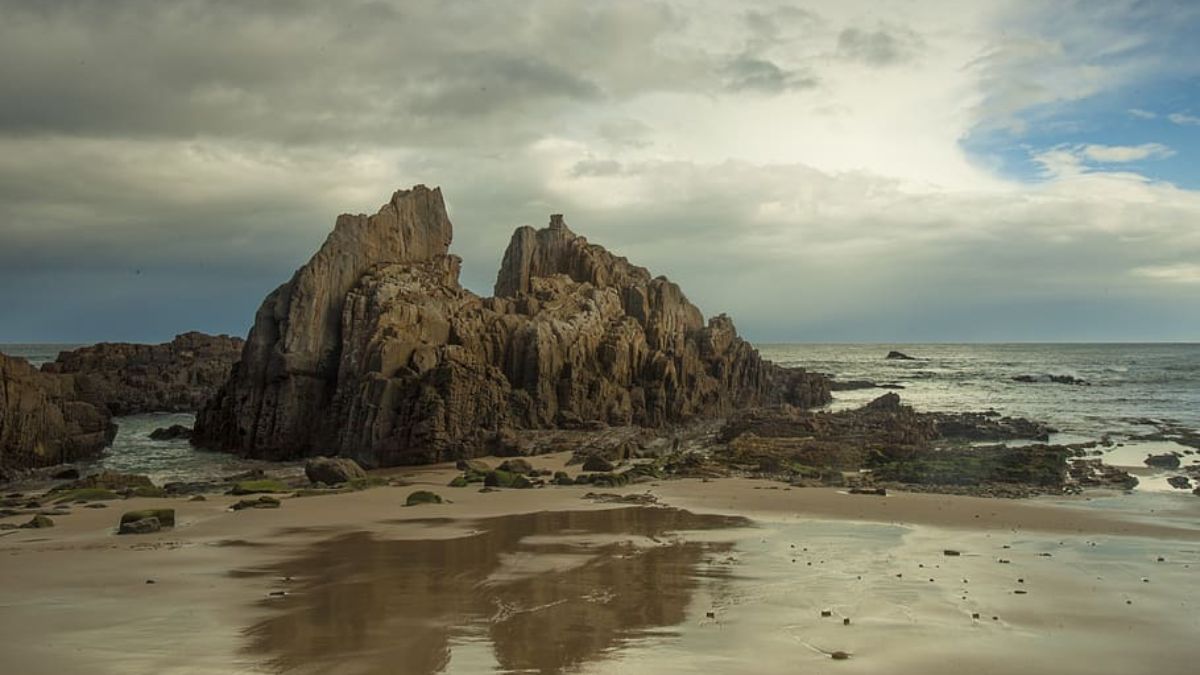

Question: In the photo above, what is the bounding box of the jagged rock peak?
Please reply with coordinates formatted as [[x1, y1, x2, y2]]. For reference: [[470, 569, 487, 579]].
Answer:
[[194, 185, 456, 455], [195, 188, 832, 466], [495, 213, 653, 298], [320, 184, 452, 265]]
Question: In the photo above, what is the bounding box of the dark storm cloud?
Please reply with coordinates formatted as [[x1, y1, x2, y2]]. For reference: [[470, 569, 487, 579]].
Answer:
[[723, 54, 818, 93], [836, 26, 924, 66], [0, 0, 707, 146]]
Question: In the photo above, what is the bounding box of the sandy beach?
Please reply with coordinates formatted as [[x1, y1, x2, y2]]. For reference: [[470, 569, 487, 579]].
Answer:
[[3, 454, 1198, 674]]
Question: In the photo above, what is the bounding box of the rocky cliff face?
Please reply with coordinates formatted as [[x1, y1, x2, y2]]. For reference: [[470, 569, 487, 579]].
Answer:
[[43, 332, 244, 415], [195, 186, 829, 465], [1, 353, 117, 477]]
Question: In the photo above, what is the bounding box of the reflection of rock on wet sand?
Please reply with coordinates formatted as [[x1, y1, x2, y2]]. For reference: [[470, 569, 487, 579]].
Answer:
[[238, 507, 750, 674]]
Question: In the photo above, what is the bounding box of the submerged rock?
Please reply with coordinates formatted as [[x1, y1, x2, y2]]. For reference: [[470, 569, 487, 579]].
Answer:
[[1167, 475, 1192, 490], [194, 186, 830, 466], [1011, 374, 1089, 386], [1145, 453, 1181, 469], [149, 425, 193, 441]]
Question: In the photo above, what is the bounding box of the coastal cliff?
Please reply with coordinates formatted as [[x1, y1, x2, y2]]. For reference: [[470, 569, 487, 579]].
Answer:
[[43, 332, 244, 415], [194, 186, 829, 465], [0, 353, 116, 478]]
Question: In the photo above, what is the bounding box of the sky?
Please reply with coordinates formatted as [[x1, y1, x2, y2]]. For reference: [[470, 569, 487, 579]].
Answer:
[[1, 0, 1199, 343]]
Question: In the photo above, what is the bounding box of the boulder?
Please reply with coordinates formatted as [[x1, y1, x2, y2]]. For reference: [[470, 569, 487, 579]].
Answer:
[[304, 457, 367, 485], [118, 516, 161, 534], [455, 458, 492, 474], [193, 186, 831, 466], [497, 458, 534, 475], [405, 490, 443, 506], [885, 351, 917, 360], [1167, 475, 1191, 490], [231, 496, 281, 510], [118, 509, 175, 534], [19, 514, 55, 529], [484, 470, 533, 489], [582, 455, 616, 473]]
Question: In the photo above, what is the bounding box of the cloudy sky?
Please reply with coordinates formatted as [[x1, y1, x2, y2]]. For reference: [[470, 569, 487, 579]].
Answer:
[[2, 0, 1199, 343]]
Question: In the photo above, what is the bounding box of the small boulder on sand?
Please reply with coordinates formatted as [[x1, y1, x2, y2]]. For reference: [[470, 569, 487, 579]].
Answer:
[[304, 457, 367, 485]]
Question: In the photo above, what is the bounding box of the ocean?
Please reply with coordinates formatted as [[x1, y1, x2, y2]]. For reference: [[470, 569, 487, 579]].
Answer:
[[5, 343, 1199, 487]]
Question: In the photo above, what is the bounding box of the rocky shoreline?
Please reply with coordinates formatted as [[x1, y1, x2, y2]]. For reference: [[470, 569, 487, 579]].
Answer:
[[2, 187, 1193, 505]]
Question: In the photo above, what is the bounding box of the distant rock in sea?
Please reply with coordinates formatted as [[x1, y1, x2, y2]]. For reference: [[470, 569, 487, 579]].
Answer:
[[1, 353, 117, 478], [42, 332, 243, 415], [1011, 374, 1089, 386], [885, 350, 918, 360], [194, 185, 830, 466]]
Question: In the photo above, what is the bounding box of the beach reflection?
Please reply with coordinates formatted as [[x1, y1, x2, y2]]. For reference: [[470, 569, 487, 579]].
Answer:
[[238, 507, 750, 674]]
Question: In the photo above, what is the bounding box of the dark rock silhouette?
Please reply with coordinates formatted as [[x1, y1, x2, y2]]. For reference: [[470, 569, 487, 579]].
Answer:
[[43, 332, 243, 414], [195, 186, 829, 466]]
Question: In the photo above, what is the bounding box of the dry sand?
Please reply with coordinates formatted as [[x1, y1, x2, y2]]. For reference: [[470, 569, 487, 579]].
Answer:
[[1, 454, 1198, 674]]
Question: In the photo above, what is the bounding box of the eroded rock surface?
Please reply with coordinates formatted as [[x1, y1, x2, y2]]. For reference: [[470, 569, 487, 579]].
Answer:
[[1, 353, 117, 478], [195, 186, 829, 466], [43, 332, 243, 414]]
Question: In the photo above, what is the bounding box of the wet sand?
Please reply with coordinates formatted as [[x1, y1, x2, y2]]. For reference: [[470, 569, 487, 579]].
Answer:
[[2, 454, 1199, 674]]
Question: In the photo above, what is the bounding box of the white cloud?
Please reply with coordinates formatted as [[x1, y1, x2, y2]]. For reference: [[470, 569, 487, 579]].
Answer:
[[1128, 108, 1157, 119], [1168, 112, 1200, 126], [1080, 143, 1175, 162], [1132, 264, 1200, 284]]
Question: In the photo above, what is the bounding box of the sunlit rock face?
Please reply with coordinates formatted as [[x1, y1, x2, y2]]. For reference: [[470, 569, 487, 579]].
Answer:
[[195, 186, 829, 466]]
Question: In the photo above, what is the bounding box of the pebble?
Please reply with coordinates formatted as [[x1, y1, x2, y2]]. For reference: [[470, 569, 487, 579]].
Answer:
[[831, 651, 850, 660], [821, 610, 832, 617], [843, 618, 851, 626]]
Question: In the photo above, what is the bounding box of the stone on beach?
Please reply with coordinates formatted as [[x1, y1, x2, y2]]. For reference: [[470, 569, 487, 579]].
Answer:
[[304, 457, 367, 485], [405, 490, 443, 506]]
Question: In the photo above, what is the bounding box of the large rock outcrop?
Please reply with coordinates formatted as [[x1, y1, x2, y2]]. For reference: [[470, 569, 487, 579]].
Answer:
[[195, 186, 829, 466], [42, 332, 244, 415], [1, 353, 117, 477]]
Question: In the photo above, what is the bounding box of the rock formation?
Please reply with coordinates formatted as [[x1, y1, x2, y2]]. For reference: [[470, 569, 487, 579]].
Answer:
[[1, 353, 117, 477], [42, 332, 243, 415], [195, 186, 829, 466]]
